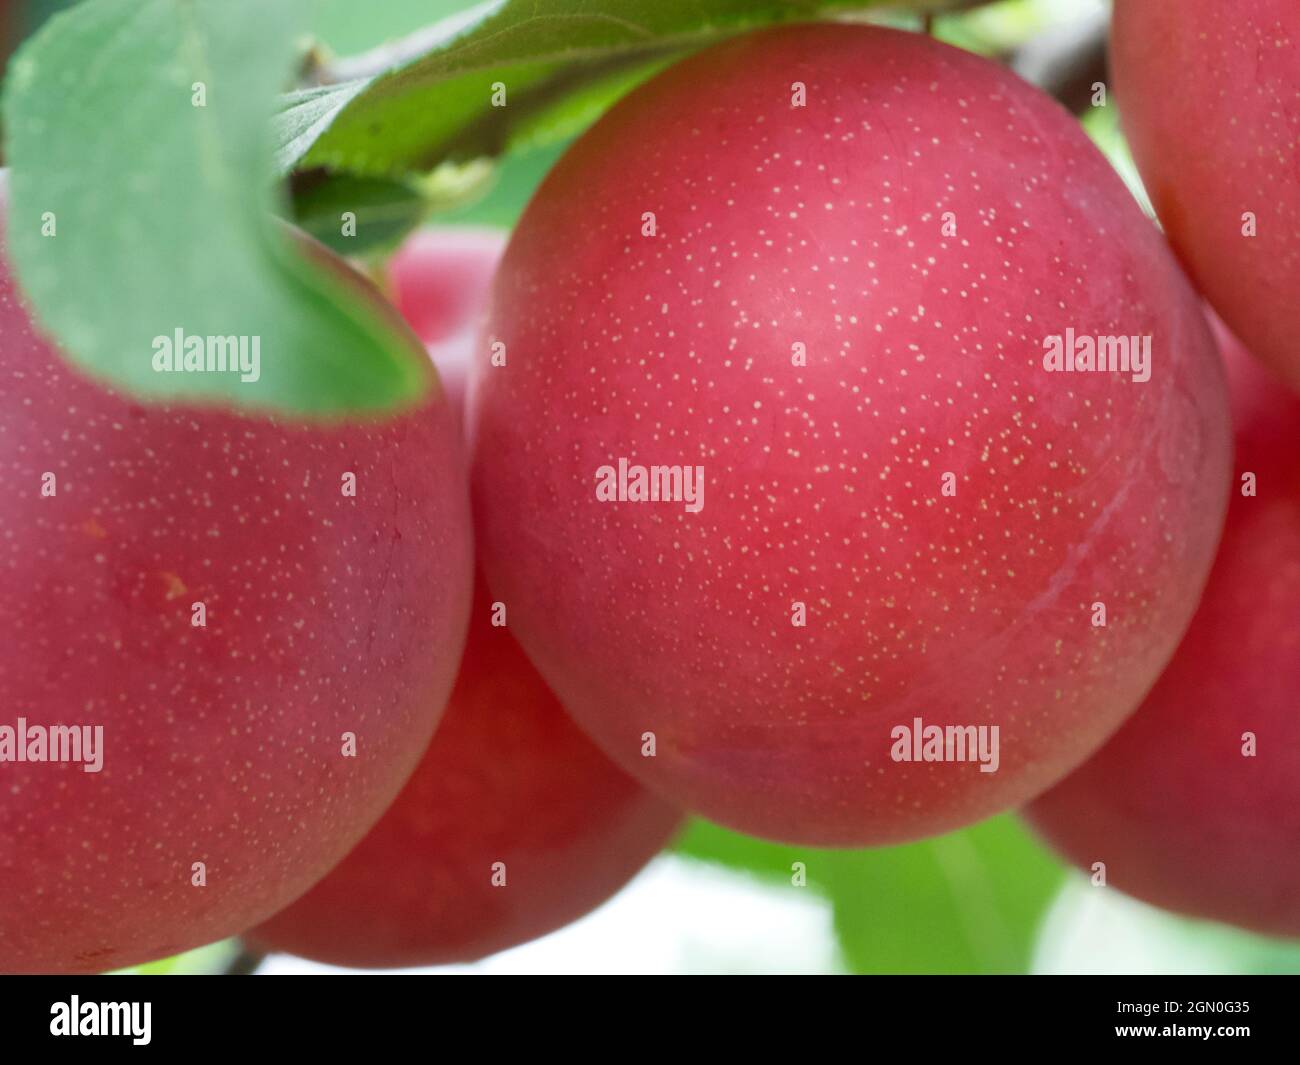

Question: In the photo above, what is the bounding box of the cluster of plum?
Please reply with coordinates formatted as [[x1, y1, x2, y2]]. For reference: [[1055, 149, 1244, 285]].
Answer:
[[0, 2, 1295, 974]]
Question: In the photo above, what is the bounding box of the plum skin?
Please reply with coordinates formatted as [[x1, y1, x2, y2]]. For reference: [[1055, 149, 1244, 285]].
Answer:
[[1026, 323, 1300, 937], [1111, 0, 1300, 390], [388, 226, 505, 363], [250, 229, 680, 968], [249, 571, 683, 968], [0, 212, 474, 973], [468, 24, 1232, 847]]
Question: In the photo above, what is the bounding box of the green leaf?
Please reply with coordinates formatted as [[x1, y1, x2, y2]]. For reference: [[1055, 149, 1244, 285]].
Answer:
[[109, 939, 242, 975], [504, 53, 676, 154], [677, 815, 1065, 974], [432, 140, 571, 229], [312, 0, 479, 56], [290, 172, 430, 256], [3, 0, 433, 415], [274, 0, 903, 180]]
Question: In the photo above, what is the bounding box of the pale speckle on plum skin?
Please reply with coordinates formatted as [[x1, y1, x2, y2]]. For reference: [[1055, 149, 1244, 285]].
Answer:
[[470, 24, 1231, 847], [0, 234, 474, 973]]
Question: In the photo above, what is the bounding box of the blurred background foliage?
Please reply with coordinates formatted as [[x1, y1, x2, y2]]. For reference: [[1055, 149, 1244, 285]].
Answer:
[[4, 0, 1295, 974]]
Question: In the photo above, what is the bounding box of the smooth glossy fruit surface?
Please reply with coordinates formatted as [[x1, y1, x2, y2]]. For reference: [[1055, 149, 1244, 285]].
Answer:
[[1111, 0, 1300, 389], [389, 227, 505, 366], [0, 204, 473, 973], [1027, 321, 1300, 936], [468, 25, 1232, 846], [250, 573, 683, 968], [250, 230, 680, 967]]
